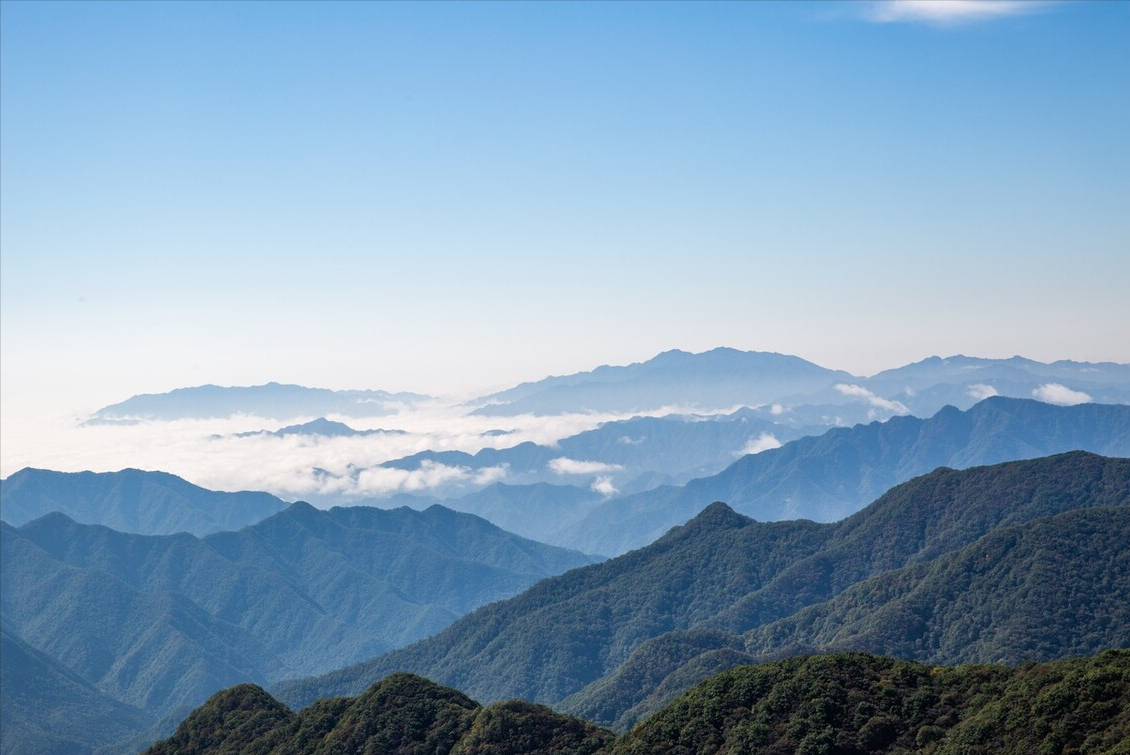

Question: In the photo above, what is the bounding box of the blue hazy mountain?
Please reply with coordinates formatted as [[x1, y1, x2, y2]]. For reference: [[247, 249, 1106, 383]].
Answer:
[[470, 348, 1130, 420], [379, 483, 605, 546], [554, 397, 1130, 555], [0, 503, 594, 743], [277, 453, 1130, 726], [230, 417, 408, 438], [471, 348, 854, 416], [349, 409, 810, 509], [0, 468, 288, 536], [89, 382, 431, 421]]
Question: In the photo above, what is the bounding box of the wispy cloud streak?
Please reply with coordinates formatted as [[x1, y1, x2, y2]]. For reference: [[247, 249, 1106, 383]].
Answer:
[[865, 0, 1041, 26]]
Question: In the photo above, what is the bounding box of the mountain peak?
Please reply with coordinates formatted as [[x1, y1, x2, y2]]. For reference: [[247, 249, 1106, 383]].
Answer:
[[683, 501, 751, 529]]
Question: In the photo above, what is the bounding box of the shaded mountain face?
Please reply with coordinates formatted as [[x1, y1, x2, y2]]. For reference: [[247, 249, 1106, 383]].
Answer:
[[145, 651, 1130, 755], [89, 382, 431, 421], [0, 467, 288, 536], [0, 503, 594, 744], [555, 396, 1130, 555], [0, 624, 148, 755], [143, 673, 613, 755], [277, 452, 1130, 729]]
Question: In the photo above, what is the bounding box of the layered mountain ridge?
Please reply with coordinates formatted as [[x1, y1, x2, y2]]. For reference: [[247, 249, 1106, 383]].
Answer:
[[279, 452, 1130, 728], [0, 468, 289, 536], [0, 502, 593, 753]]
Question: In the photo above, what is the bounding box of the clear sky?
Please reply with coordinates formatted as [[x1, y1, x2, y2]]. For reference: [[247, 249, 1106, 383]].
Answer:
[[2, 0, 1128, 413]]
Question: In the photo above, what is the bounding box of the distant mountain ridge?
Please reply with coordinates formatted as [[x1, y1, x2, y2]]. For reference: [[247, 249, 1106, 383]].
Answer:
[[471, 348, 854, 416], [278, 453, 1130, 727], [470, 348, 1130, 418], [230, 417, 407, 438], [555, 396, 1130, 554], [90, 382, 431, 421], [0, 468, 288, 536]]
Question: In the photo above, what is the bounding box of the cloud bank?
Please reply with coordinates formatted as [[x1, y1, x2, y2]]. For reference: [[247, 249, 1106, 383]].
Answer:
[[967, 383, 999, 400], [1032, 383, 1092, 406], [834, 384, 910, 414], [590, 475, 618, 496], [737, 432, 782, 456], [549, 457, 625, 476]]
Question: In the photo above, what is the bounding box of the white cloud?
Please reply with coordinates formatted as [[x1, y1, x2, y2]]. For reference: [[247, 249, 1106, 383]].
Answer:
[[736, 432, 782, 456], [866, 0, 1039, 26], [548, 457, 624, 475], [355, 460, 473, 495], [967, 383, 999, 401], [618, 435, 645, 446], [1032, 383, 1092, 406], [473, 465, 510, 486], [591, 475, 618, 496], [834, 384, 909, 414], [769, 403, 785, 416]]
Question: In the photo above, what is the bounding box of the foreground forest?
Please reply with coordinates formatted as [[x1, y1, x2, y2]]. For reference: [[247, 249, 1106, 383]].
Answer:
[[144, 650, 1130, 755]]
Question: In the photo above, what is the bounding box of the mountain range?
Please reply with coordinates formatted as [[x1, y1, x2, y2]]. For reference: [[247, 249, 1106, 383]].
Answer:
[[470, 348, 1130, 418], [319, 397, 1130, 553], [0, 468, 289, 536], [470, 348, 855, 416], [0, 503, 593, 754], [88, 351, 1130, 430], [278, 452, 1130, 730], [549, 396, 1130, 554]]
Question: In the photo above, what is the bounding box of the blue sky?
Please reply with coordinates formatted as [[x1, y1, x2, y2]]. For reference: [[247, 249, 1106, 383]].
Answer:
[[2, 0, 1127, 410]]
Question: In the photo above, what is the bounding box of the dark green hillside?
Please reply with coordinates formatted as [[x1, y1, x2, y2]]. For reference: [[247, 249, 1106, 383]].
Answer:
[[611, 651, 1130, 755], [143, 674, 612, 755], [606, 504, 1130, 730], [711, 449, 1130, 633], [145, 652, 1130, 755], [280, 452, 1129, 722], [0, 624, 148, 755], [744, 506, 1130, 665], [279, 503, 830, 708], [0, 467, 287, 535]]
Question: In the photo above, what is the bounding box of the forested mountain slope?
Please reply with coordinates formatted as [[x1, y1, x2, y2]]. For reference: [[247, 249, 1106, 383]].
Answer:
[[279, 452, 1130, 721], [0, 503, 592, 737], [559, 397, 1130, 554]]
